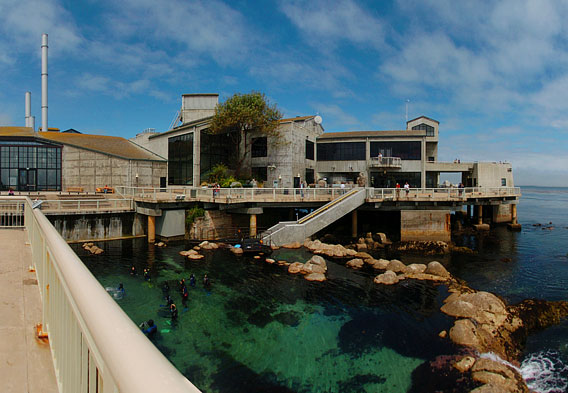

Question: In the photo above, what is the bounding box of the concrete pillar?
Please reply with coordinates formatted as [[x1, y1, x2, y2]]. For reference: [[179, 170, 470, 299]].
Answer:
[[250, 214, 257, 238], [466, 205, 472, 220], [400, 210, 451, 242], [351, 210, 358, 238], [421, 137, 426, 188], [148, 215, 156, 243], [477, 205, 483, 225], [511, 204, 518, 224]]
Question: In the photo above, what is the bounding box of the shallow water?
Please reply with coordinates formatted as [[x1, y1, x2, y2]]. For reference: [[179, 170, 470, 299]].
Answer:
[[79, 186, 568, 392]]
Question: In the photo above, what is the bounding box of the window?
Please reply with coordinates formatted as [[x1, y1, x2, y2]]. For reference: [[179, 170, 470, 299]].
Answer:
[[501, 178, 506, 186], [251, 167, 268, 182], [412, 123, 435, 136], [305, 168, 314, 184], [370, 141, 421, 160], [251, 137, 267, 158], [428, 156, 435, 162], [200, 130, 231, 178], [168, 133, 193, 185], [305, 140, 314, 160], [316, 142, 365, 161]]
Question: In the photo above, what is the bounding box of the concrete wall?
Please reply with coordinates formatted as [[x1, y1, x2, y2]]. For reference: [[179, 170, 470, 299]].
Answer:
[[189, 210, 234, 240], [181, 94, 218, 124], [61, 145, 167, 192], [250, 118, 323, 188], [156, 209, 186, 238], [472, 162, 515, 187], [492, 204, 513, 224], [49, 212, 143, 241], [400, 210, 451, 242]]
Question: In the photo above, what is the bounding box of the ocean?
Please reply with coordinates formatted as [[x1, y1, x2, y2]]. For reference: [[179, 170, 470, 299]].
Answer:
[[78, 186, 568, 392]]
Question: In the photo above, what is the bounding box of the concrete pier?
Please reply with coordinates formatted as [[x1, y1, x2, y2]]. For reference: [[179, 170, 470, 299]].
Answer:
[[400, 210, 451, 242], [0, 229, 57, 393]]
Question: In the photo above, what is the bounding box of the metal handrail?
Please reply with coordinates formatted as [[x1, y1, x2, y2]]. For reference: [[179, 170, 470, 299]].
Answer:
[[38, 198, 134, 212], [23, 197, 199, 393]]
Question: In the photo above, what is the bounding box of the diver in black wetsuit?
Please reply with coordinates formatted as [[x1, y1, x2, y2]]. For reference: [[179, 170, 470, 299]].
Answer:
[[203, 274, 210, 288], [141, 319, 157, 337], [189, 274, 196, 287], [170, 303, 178, 321]]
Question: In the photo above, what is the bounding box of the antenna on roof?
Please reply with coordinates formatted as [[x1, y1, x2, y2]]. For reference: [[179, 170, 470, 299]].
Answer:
[[405, 99, 410, 123]]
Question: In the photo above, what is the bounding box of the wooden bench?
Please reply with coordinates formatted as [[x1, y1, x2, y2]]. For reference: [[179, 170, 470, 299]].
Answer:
[[66, 187, 84, 194]]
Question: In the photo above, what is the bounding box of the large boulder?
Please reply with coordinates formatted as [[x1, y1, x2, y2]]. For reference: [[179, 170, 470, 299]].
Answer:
[[346, 258, 364, 269], [355, 251, 372, 260], [375, 232, 391, 245], [374, 270, 399, 285], [372, 259, 390, 270], [471, 358, 529, 393], [288, 262, 303, 274], [188, 253, 204, 260], [199, 241, 218, 250], [230, 247, 243, 255], [386, 259, 407, 273], [442, 291, 507, 326], [453, 356, 476, 373], [405, 263, 427, 274], [425, 261, 451, 278]]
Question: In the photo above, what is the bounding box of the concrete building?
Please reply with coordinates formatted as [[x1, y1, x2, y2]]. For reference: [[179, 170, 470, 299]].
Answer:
[[0, 127, 167, 192], [133, 94, 514, 191]]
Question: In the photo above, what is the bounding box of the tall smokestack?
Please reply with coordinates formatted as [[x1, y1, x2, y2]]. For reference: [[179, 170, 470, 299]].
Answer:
[[25, 92, 31, 127], [41, 33, 48, 132]]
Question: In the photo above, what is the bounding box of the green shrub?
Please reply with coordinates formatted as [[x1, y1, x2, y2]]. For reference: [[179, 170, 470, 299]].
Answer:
[[208, 163, 229, 184], [185, 205, 205, 229]]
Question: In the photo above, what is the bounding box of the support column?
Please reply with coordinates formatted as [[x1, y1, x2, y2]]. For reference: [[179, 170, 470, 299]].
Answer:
[[250, 214, 257, 238], [466, 205, 471, 220], [148, 215, 156, 243], [351, 210, 358, 238], [508, 204, 522, 231], [474, 205, 490, 231]]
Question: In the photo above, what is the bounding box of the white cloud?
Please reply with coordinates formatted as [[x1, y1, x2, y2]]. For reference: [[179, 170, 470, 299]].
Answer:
[[312, 103, 359, 127], [75, 73, 150, 99], [280, 0, 387, 50]]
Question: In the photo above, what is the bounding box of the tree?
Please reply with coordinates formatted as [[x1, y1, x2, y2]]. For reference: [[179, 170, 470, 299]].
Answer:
[[209, 91, 282, 177]]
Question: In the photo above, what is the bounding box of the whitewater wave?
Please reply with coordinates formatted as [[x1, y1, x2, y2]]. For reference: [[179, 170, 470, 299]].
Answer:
[[521, 351, 568, 393], [478, 351, 568, 393]]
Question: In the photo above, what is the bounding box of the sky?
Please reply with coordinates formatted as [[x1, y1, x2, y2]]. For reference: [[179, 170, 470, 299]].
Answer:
[[0, 0, 567, 186]]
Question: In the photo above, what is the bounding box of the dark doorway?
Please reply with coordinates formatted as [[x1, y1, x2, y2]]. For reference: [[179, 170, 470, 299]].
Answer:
[[18, 169, 37, 191]]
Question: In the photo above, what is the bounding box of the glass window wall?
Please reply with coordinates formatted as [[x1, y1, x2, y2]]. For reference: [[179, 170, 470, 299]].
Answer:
[[370, 141, 421, 160], [317, 142, 365, 161], [168, 133, 193, 185]]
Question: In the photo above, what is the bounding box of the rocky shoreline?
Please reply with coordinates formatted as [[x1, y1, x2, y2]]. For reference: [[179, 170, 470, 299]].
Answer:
[[176, 236, 568, 392]]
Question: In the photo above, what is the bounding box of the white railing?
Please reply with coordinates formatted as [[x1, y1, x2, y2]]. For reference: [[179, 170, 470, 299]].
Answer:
[[367, 186, 521, 199], [115, 185, 520, 203], [38, 198, 134, 212], [23, 197, 199, 393], [0, 198, 25, 227], [369, 156, 402, 167]]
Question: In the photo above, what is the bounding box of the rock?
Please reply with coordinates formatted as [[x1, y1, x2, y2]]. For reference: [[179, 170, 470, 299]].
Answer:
[[442, 292, 507, 326], [253, 255, 261, 259], [375, 232, 391, 244], [355, 252, 372, 260], [270, 245, 279, 250], [425, 261, 451, 278], [372, 258, 390, 270], [282, 241, 302, 249], [449, 319, 481, 348], [355, 243, 368, 251], [303, 255, 327, 274], [193, 246, 201, 251], [304, 273, 326, 282], [230, 247, 243, 255], [277, 260, 288, 266], [404, 273, 450, 282], [438, 330, 447, 339], [346, 258, 364, 269], [386, 259, 407, 273], [187, 253, 204, 260], [288, 262, 303, 274], [265, 258, 275, 264], [357, 237, 365, 244], [199, 241, 218, 250], [94, 248, 104, 255], [471, 358, 529, 392], [156, 242, 166, 247], [405, 263, 427, 274], [453, 356, 475, 372], [374, 270, 399, 285]]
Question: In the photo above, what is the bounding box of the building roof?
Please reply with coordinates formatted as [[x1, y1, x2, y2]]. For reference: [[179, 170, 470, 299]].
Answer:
[[0, 126, 165, 161], [279, 115, 315, 123], [148, 116, 213, 139], [407, 115, 439, 124], [318, 130, 426, 139]]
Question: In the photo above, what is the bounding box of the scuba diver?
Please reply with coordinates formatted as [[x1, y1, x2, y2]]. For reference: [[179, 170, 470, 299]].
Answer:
[[130, 266, 137, 275], [143, 268, 151, 281], [170, 303, 178, 321], [189, 274, 196, 288], [203, 274, 210, 288], [181, 284, 189, 306], [162, 282, 170, 295], [117, 283, 125, 295], [164, 295, 174, 307], [140, 319, 157, 338]]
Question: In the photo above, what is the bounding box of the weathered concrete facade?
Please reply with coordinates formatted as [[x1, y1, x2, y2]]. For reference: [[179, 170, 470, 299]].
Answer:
[[62, 144, 167, 191], [400, 210, 451, 242]]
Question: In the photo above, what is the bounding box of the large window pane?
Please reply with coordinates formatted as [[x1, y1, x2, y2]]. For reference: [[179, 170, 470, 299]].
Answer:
[[370, 141, 421, 160], [168, 133, 193, 185], [316, 142, 365, 161]]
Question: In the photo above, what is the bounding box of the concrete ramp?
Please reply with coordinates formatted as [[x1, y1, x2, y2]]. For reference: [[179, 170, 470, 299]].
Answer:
[[261, 188, 366, 246]]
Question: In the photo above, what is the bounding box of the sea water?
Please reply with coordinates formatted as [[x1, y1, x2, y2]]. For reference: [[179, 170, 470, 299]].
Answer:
[[78, 186, 568, 392]]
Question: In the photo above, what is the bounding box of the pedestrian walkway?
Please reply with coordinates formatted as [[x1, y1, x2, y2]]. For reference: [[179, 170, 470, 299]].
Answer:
[[0, 229, 58, 393]]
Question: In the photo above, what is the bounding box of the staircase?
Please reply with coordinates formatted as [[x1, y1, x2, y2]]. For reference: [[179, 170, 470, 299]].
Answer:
[[261, 188, 366, 246]]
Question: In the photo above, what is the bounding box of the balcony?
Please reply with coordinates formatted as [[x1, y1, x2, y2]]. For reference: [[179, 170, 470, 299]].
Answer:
[[369, 156, 402, 168]]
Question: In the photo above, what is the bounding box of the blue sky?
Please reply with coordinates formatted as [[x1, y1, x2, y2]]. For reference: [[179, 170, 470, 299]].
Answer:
[[1, 0, 567, 186]]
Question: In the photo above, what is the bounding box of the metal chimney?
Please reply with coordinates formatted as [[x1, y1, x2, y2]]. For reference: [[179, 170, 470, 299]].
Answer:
[[41, 33, 48, 132], [25, 92, 31, 127]]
